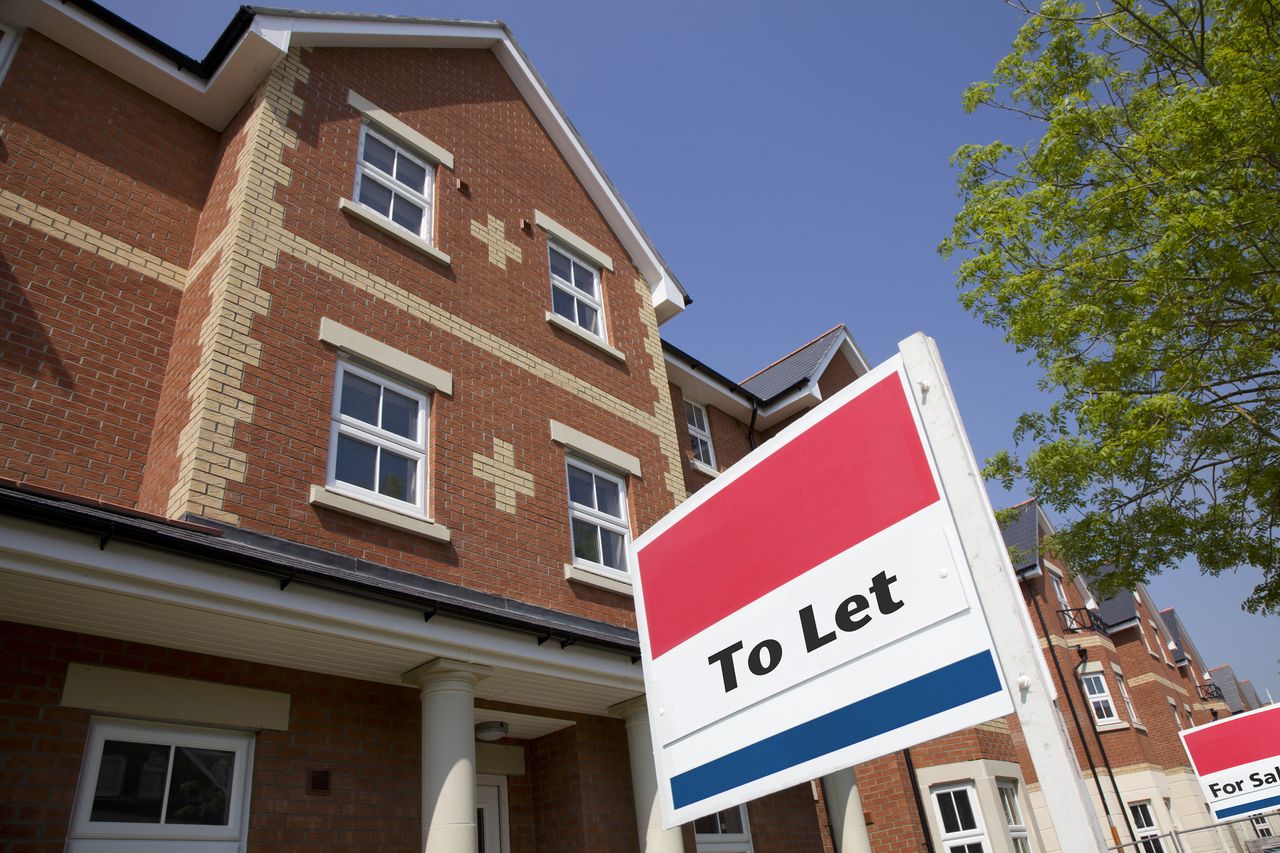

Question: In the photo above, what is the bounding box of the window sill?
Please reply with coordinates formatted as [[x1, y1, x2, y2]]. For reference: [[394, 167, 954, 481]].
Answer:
[[309, 485, 451, 543], [1094, 720, 1131, 733], [339, 199, 452, 267], [564, 562, 633, 596], [691, 460, 719, 478], [545, 312, 625, 362]]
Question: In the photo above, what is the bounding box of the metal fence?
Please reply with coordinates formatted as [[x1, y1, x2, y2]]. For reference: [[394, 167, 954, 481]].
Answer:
[[1107, 812, 1280, 853]]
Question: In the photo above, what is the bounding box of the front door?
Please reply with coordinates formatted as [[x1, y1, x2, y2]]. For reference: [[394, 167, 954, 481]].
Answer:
[[476, 775, 508, 853]]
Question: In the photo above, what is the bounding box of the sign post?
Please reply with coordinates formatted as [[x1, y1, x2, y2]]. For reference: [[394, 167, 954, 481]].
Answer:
[[1180, 703, 1280, 822], [632, 333, 1108, 851]]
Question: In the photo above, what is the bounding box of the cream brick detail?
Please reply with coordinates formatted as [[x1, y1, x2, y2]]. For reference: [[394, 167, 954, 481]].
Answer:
[[0, 189, 188, 290], [166, 51, 311, 522], [473, 437, 534, 513], [635, 277, 686, 506], [470, 214, 522, 270], [977, 717, 1011, 733], [1127, 671, 1189, 697]]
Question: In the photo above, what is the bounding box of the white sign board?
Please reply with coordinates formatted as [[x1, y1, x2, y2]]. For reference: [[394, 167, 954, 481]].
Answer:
[[633, 347, 1015, 826], [1181, 703, 1280, 821]]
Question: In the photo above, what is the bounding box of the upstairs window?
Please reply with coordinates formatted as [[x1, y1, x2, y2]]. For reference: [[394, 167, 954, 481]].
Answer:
[[932, 783, 990, 853], [1050, 574, 1078, 630], [1081, 672, 1118, 724], [328, 359, 429, 515], [685, 401, 716, 469], [566, 458, 631, 576], [549, 244, 605, 340], [1150, 619, 1171, 665], [354, 126, 435, 243], [1114, 666, 1140, 724]]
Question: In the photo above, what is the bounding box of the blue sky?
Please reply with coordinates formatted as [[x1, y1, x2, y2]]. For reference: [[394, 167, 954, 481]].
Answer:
[[99, 0, 1276, 700]]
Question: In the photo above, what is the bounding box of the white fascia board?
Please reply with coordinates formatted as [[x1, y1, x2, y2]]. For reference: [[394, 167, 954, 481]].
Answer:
[[0, 514, 641, 693], [661, 354, 754, 423], [754, 384, 823, 430], [254, 14, 505, 50], [20, 0, 283, 130]]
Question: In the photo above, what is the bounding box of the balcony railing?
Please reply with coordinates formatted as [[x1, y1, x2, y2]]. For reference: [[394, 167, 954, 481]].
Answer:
[[1199, 684, 1225, 702], [1057, 607, 1108, 635]]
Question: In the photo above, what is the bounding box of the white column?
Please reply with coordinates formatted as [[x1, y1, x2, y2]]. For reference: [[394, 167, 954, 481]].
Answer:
[[612, 696, 686, 853], [821, 768, 873, 853], [403, 659, 490, 853]]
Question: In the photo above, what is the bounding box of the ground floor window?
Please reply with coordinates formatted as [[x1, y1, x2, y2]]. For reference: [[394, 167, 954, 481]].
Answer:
[[69, 719, 253, 850], [695, 804, 754, 853], [1255, 814, 1275, 838], [1128, 800, 1165, 853], [931, 782, 990, 853]]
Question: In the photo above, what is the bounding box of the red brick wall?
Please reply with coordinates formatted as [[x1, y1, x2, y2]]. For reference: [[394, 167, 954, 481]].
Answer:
[[748, 784, 827, 853], [0, 34, 219, 506], [0, 620, 422, 852], [856, 753, 930, 852]]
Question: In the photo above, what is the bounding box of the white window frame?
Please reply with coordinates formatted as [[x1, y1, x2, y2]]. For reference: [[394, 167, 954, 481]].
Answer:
[[1113, 665, 1140, 724], [327, 358, 430, 517], [1149, 619, 1171, 665], [1183, 704, 1194, 729], [1129, 800, 1166, 853], [1050, 573, 1079, 630], [931, 782, 991, 853], [1138, 620, 1155, 657], [565, 455, 632, 580], [69, 718, 253, 845], [997, 779, 1033, 853], [685, 400, 717, 470], [1169, 699, 1183, 731], [353, 125, 436, 244], [694, 804, 753, 853], [1253, 815, 1275, 838], [548, 242, 607, 342], [0, 21, 22, 87], [1081, 670, 1119, 725]]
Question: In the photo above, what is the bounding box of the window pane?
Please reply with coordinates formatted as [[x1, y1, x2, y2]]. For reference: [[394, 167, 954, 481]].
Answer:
[[594, 477, 621, 518], [718, 806, 744, 835], [576, 301, 598, 335], [953, 789, 977, 830], [336, 434, 378, 490], [341, 372, 381, 425], [551, 285, 576, 322], [395, 155, 427, 194], [391, 194, 425, 234], [165, 746, 234, 826], [938, 791, 961, 834], [567, 465, 595, 508], [549, 248, 572, 281], [692, 435, 712, 466], [382, 388, 419, 439], [91, 740, 169, 823], [362, 134, 396, 174], [600, 528, 626, 570], [572, 261, 595, 294], [572, 518, 600, 563], [378, 449, 416, 503], [686, 402, 706, 431], [694, 815, 719, 835], [358, 175, 394, 216]]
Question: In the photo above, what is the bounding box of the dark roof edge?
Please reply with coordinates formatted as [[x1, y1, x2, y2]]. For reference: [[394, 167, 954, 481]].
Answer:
[[0, 483, 639, 655], [64, 0, 255, 79], [662, 339, 810, 408]]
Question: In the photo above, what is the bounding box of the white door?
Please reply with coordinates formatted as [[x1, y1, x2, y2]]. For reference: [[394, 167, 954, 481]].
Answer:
[[476, 775, 509, 853]]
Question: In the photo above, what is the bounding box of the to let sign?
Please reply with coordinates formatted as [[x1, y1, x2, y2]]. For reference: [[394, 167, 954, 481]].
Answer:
[[1181, 703, 1280, 821], [633, 353, 1014, 827]]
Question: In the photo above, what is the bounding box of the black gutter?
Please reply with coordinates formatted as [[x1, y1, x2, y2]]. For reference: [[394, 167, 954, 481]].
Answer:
[[662, 340, 812, 410], [62, 0, 255, 79], [1026, 579, 1121, 845], [0, 483, 640, 656]]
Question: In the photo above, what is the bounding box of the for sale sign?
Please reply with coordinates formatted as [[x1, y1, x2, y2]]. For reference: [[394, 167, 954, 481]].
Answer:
[[633, 353, 1014, 827], [1181, 704, 1280, 821]]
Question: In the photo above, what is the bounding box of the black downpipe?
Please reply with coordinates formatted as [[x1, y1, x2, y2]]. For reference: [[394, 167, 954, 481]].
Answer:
[[1027, 582, 1122, 843], [901, 748, 936, 853], [747, 400, 759, 450], [1076, 646, 1139, 844]]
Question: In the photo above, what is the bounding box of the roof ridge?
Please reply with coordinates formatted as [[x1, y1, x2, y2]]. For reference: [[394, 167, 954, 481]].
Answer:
[[740, 324, 846, 384]]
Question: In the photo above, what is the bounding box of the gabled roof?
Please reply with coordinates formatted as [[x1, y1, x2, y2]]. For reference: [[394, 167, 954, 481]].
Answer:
[[9, 0, 689, 321], [1095, 587, 1139, 631], [1210, 665, 1248, 713], [740, 325, 864, 400], [998, 498, 1040, 573]]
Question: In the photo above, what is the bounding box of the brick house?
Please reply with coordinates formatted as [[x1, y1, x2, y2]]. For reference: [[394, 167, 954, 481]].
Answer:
[[0, 2, 1269, 852]]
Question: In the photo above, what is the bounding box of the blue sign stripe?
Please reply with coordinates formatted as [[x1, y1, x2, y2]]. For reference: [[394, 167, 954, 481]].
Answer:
[[1216, 793, 1280, 819], [670, 650, 1003, 809]]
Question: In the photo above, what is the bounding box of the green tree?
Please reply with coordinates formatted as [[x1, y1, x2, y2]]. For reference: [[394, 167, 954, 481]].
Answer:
[[941, 0, 1280, 611]]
